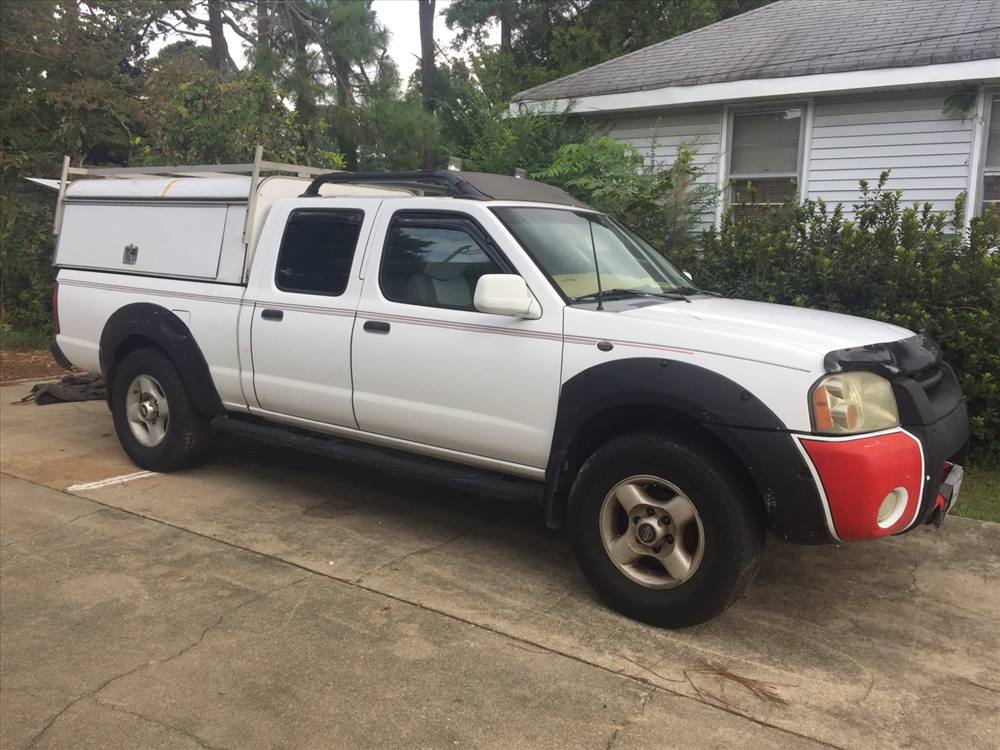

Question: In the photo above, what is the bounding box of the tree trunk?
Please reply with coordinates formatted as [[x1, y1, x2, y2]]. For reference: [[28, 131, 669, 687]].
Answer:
[[499, 9, 511, 54], [418, 0, 436, 169], [206, 0, 231, 71], [255, 0, 274, 76], [332, 55, 356, 107], [418, 0, 435, 113]]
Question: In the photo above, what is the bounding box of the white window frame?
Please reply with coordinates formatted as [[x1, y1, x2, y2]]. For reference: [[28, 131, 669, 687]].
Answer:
[[975, 89, 1000, 219], [721, 101, 810, 216]]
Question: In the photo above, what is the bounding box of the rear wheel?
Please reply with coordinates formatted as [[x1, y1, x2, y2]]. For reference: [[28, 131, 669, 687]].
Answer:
[[111, 348, 211, 471], [568, 431, 764, 628]]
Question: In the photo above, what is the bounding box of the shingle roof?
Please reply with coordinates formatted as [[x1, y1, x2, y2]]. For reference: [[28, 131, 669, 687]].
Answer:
[[512, 0, 1000, 102]]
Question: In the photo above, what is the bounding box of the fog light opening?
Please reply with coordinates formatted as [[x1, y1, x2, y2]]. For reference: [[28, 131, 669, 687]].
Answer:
[[876, 487, 908, 529]]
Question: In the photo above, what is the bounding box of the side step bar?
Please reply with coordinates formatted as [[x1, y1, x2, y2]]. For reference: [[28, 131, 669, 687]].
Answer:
[[211, 416, 545, 504]]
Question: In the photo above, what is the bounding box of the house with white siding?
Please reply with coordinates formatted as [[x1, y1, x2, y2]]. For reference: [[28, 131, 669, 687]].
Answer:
[[511, 0, 1000, 229]]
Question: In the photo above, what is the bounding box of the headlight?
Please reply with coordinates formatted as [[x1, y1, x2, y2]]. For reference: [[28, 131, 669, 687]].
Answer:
[[810, 371, 899, 435]]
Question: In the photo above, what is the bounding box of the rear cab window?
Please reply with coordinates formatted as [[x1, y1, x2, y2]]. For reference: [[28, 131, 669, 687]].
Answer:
[[275, 209, 364, 296]]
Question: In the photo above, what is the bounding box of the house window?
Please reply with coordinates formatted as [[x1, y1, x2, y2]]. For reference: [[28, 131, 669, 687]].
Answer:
[[983, 96, 1000, 216], [728, 108, 802, 217]]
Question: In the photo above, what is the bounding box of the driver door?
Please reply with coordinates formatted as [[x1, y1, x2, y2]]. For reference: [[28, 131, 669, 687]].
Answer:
[[351, 207, 562, 471]]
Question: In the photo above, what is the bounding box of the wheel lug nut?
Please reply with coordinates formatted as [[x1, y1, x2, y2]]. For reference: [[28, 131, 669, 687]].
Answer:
[[665, 535, 674, 544], [652, 546, 661, 553], [659, 517, 669, 526], [645, 507, 655, 516], [632, 516, 640, 524]]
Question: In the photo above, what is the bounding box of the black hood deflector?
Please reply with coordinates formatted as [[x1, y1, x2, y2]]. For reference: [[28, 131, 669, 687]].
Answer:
[[823, 333, 940, 377]]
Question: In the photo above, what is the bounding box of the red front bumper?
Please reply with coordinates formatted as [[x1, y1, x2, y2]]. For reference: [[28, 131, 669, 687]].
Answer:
[[795, 429, 927, 542]]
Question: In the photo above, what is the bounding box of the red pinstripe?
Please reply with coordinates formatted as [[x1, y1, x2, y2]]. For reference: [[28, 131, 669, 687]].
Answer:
[[57, 277, 696, 355]]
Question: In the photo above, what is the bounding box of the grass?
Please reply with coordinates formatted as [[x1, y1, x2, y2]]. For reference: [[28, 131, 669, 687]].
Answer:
[[953, 465, 1000, 523]]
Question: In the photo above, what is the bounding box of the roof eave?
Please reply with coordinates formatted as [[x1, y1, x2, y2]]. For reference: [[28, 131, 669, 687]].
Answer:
[[509, 58, 1000, 116]]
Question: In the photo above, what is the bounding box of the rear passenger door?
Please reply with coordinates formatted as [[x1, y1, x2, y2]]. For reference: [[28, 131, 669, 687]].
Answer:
[[351, 207, 563, 471], [249, 204, 372, 427]]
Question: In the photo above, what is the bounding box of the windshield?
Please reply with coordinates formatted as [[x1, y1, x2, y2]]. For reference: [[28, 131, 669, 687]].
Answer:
[[493, 206, 694, 302]]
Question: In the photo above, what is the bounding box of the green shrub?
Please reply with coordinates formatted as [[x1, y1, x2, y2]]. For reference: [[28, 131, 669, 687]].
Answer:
[[537, 136, 715, 256], [0, 184, 56, 339], [673, 173, 999, 463]]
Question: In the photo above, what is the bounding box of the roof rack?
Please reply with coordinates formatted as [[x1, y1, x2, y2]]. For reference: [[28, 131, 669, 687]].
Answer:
[[302, 168, 589, 209], [51, 145, 328, 237], [302, 170, 490, 199]]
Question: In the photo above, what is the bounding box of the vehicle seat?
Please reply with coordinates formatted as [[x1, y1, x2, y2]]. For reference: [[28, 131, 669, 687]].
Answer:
[[404, 263, 474, 308]]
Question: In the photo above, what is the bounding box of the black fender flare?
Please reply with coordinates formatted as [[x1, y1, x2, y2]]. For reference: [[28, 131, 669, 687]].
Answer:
[[99, 303, 224, 417], [545, 357, 832, 543]]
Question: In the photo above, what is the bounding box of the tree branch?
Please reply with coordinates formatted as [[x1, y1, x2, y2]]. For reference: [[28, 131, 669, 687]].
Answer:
[[221, 12, 256, 44], [154, 18, 213, 38], [177, 10, 211, 28]]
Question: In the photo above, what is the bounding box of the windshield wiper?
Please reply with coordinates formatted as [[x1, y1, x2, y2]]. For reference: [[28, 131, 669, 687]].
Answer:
[[666, 285, 725, 298], [572, 288, 689, 304]]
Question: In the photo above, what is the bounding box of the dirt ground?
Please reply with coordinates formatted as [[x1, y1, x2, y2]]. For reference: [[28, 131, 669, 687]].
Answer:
[[0, 348, 71, 385]]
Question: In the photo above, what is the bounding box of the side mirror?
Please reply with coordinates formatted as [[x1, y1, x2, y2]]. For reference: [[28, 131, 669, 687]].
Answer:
[[474, 274, 541, 319]]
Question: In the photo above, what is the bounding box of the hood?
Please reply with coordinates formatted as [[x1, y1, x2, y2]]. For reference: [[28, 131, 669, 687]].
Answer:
[[624, 297, 912, 353], [569, 296, 915, 372]]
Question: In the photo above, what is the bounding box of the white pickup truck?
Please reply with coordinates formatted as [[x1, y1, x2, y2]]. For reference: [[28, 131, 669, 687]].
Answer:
[[46, 159, 969, 627]]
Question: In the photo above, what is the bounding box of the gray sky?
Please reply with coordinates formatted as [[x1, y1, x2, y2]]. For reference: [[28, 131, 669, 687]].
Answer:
[[374, 0, 486, 80], [161, 0, 497, 82]]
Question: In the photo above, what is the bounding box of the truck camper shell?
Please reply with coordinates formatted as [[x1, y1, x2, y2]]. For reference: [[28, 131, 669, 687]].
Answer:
[[48, 149, 403, 284]]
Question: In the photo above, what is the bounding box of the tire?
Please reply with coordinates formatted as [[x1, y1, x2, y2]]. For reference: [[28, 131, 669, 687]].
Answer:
[[110, 348, 211, 472], [568, 431, 764, 628]]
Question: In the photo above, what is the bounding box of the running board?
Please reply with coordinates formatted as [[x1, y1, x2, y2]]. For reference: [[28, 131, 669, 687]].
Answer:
[[211, 416, 545, 504]]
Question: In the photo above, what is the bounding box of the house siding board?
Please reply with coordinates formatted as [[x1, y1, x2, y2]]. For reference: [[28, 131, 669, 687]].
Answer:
[[598, 108, 723, 229], [806, 91, 975, 216], [810, 150, 972, 166], [595, 90, 976, 226]]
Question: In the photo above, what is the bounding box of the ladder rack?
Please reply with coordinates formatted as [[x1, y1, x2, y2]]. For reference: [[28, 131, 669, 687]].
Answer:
[[52, 145, 330, 243]]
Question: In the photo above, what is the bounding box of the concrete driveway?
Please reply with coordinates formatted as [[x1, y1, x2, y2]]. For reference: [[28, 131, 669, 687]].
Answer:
[[2, 381, 998, 749]]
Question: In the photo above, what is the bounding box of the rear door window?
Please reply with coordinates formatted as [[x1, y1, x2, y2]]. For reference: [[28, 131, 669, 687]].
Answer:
[[275, 209, 364, 296]]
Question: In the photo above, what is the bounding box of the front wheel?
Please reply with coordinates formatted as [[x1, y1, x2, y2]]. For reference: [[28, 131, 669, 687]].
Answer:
[[111, 348, 211, 472], [568, 432, 764, 628]]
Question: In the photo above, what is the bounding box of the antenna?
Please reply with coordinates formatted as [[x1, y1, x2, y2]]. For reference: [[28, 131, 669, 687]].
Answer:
[[588, 218, 604, 311]]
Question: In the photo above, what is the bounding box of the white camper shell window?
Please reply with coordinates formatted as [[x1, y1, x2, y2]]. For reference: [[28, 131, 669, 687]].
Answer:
[[727, 108, 802, 218]]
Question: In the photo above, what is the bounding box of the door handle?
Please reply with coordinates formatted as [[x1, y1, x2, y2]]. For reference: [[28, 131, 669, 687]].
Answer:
[[363, 320, 391, 334], [261, 308, 284, 321]]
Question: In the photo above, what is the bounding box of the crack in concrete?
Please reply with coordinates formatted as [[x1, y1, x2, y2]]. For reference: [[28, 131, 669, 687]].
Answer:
[[617, 654, 686, 685], [353, 530, 471, 584], [21, 657, 152, 749], [353, 512, 506, 585], [956, 677, 1000, 695], [147, 577, 310, 670], [93, 697, 228, 750], [512, 586, 576, 625], [605, 684, 655, 750], [0, 508, 108, 548], [19, 575, 310, 750]]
